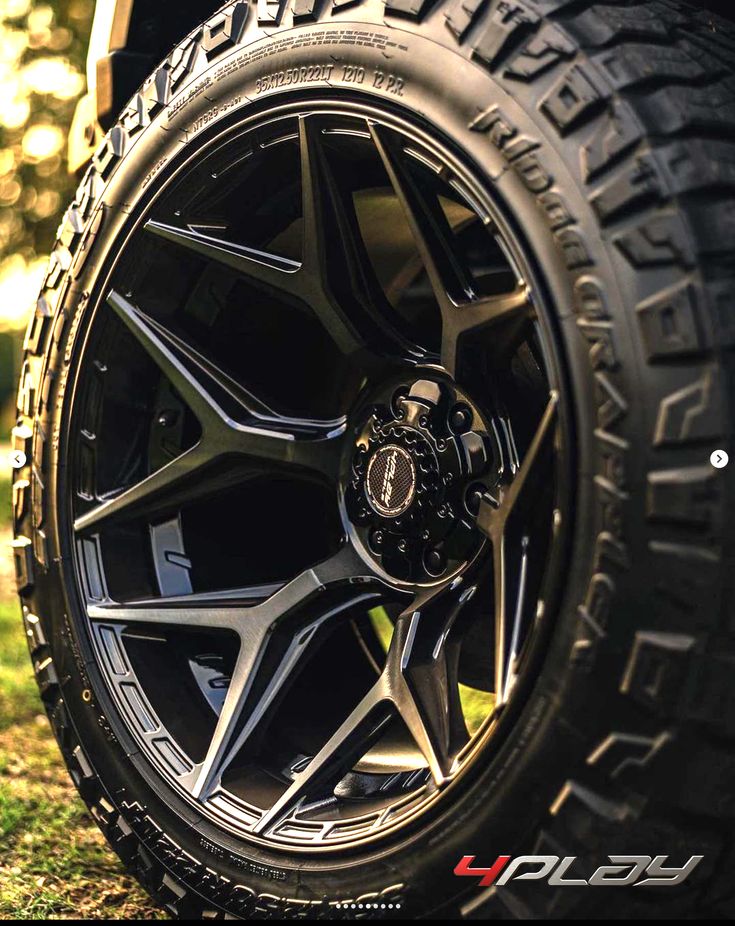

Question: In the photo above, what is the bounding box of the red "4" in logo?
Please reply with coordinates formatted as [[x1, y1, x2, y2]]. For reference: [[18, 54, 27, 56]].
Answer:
[[453, 855, 511, 887]]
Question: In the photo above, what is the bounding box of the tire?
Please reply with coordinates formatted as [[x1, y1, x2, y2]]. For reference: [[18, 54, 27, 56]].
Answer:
[[11, 0, 735, 919]]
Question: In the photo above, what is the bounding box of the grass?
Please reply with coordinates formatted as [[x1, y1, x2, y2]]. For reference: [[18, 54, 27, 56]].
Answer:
[[0, 600, 40, 732], [0, 469, 163, 919]]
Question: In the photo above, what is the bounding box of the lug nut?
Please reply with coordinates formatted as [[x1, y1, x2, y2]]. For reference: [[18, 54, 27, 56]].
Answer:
[[465, 484, 485, 515], [157, 409, 178, 428], [370, 529, 384, 552], [397, 539, 408, 553], [450, 405, 472, 433], [392, 388, 408, 416], [425, 547, 446, 576]]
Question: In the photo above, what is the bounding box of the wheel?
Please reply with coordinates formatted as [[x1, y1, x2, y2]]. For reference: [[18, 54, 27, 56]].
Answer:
[[12, 0, 735, 918]]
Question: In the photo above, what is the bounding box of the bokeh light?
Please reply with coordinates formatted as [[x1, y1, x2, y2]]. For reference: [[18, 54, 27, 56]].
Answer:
[[22, 56, 85, 98], [21, 122, 63, 160], [0, 253, 47, 334], [0, 1, 92, 429]]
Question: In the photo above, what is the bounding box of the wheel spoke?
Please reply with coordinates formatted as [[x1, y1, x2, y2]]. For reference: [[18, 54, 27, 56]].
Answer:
[[86, 580, 291, 629], [74, 292, 347, 532], [150, 124, 418, 377], [253, 686, 392, 836], [253, 579, 475, 834], [370, 123, 472, 309], [145, 220, 302, 299], [476, 394, 558, 704], [483, 528, 532, 707], [233, 418, 345, 484], [489, 532, 507, 706], [74, 442, 217, 533], [140, 310, 279, 421], [74, 421, 344, 532], [370, 124, 535, 376], [385, 584, 474, 784], [442, 285, 532, 375], [109, 288, 343, 438], [485, 393, 559, 528], [370, 123, 477, 377], [108, 288, 230, 432], [189, 543, 387, 800], [88, 587, 259, 631], [298, 115, 378, 359], [92, 544, 386, 801], [299, 116, 417, 373]]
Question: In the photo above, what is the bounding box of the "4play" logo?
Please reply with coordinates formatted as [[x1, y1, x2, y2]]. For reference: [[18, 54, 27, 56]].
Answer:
[[454, 854, 703, 888]]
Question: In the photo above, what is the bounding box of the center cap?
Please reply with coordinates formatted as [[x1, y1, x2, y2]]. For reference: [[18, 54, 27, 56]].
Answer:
[[346, 377, 495, 583], [365, 444, 416, 518]]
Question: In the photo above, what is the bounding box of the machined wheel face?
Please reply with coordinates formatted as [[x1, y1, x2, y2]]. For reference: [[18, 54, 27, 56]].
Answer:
[[66, 102, 572, 851]]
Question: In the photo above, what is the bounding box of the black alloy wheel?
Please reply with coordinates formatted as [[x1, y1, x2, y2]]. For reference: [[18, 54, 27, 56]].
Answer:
[[69, 107, 570, 850]]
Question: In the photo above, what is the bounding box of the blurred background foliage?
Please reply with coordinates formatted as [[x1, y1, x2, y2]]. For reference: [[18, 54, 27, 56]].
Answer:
[[0, 0, 93, 434]]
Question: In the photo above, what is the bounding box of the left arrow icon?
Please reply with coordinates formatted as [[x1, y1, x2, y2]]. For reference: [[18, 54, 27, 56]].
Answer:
[[10, 450, 26, 469]]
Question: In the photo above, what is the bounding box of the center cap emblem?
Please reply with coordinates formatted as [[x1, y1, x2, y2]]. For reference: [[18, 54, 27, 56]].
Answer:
[[365, 444, 417, 518]]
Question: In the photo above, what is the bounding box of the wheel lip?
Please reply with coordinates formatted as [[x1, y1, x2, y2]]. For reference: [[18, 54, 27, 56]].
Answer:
[[57, 91, 578, 855]]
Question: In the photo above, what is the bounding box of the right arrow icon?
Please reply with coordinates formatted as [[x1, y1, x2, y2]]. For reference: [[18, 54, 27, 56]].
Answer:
[[710, 449, 729, 470]]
